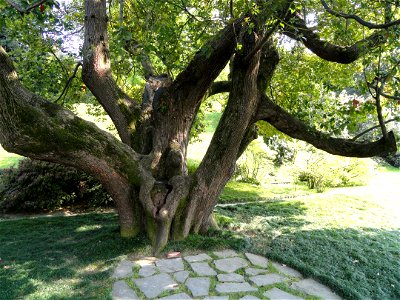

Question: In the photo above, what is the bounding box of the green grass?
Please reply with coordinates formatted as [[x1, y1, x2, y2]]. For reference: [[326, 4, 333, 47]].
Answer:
[[220, 181, 315, 203], [0, 213, 152, 299], [0, 146, 22, 169], [0, 156, 21, 169], [215, 190, 400, 300], [0, 213, 247, 299], [187, 112, 221, 162], [1, 183, 399, 299]]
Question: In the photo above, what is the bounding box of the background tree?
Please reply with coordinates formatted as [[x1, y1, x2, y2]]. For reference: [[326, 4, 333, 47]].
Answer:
[[0, 0, 398, 254]]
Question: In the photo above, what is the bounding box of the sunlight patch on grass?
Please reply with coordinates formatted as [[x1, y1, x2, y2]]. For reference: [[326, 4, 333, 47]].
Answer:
[[75, 224, 103, 232], [219, 181, 314, 203], [0, 145, 21, 169]]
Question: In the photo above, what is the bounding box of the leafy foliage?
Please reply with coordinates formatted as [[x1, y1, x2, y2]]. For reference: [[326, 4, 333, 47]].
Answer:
[[0, 159, 111, 212], [295, 147, 372, 192], [234, 141, 273, 185]]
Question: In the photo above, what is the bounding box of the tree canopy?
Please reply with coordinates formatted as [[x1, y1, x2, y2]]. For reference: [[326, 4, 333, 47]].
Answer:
[[0, 0, 399, 253]]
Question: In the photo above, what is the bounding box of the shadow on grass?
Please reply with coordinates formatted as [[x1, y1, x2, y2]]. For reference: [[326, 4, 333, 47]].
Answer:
[[0, 212, 251, 299], [215, 201, 400, 299], [216, 200, 309, 224], [0, 213, 149, 299], [268, 227, 400, 300]]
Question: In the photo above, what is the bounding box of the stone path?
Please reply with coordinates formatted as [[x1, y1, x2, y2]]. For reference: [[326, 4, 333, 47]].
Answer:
[[112, 250, 342, 300]]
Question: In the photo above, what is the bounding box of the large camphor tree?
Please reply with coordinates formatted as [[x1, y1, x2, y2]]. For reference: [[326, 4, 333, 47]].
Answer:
[[0, 0, 399, 253]]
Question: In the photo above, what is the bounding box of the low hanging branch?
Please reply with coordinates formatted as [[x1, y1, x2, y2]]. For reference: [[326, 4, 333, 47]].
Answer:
[[4, 0, 47, 13], [320, 0, 400, 29], [255, 95, 397, 157]]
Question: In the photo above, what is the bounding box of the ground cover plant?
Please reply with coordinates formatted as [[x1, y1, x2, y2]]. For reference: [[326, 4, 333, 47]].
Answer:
[[1, 169, 399, 299], [214, 174, 400, 299]]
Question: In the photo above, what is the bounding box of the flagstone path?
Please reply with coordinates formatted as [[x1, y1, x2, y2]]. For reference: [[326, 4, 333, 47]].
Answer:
[[112, 250, 342, 300]]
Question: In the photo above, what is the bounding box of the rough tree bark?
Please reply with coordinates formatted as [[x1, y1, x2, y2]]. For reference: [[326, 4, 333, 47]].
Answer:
[[0, 0, 397, 255]]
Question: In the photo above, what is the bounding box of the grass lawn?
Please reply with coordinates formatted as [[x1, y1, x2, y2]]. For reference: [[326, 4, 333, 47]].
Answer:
[[220, 181, 315, 204], [215, 181, 400, 299], [0, 212, 244, 300], [0, 146, 21, 169], [0, 213, 147, 299], [1, 174, 399, 299]]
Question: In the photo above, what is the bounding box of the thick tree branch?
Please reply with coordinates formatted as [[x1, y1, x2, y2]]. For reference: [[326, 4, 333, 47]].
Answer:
[[82, 0, 140, 146], [283, 14, 388, 64], [171, 17, 243, 106], [0, 46, 142, 183], [320, 0, 400, 29], [255, 95, 397, 157], [208, 81, 231, 96], [0, 46, 147, 234]]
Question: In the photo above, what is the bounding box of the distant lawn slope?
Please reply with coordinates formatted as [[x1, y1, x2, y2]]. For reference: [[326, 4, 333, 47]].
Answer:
[[219, 181, 315, 204], [0, 146, 21, 169]]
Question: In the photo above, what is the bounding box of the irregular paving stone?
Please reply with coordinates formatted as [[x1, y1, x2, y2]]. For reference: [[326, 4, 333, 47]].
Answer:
[[213, 249, 238, 258], [214, 257, 248, 273], [239, 296, 260, 300], [138, 265, 157, 277], [134, 257, 157, 267], [186, 277, 210, 297], [156, 258, 185, 273], [133, 273, 177, 298], [264, 287, 304, 300], [189, 262, 217, 276], [217, 273, 245, 282], [245, 253, 269, 268], [215, 282, 258, 293], [291, 279, 342, 299], [112, 281, 139, 300], [245, 267, 268, 276], [158, 293, 192, 300], [204, 297, 229, 300], [112, 261, 134, 279], [250, 274, 287, 286], [272, 262, 302, 278], [184, 253, 212, 262], [173, 270, 190, 283]]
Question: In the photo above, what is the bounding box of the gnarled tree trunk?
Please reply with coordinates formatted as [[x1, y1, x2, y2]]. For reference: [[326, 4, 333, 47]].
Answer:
[[0, 0, 397, 255]]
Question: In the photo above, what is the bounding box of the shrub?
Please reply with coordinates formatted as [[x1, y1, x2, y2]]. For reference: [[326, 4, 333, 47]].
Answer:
[[381, 153, 400, 168], [264, 135, 296, 166], [295, 148, 372, 192], [0, 159, 111, 213], [233, 141, 273, 185]]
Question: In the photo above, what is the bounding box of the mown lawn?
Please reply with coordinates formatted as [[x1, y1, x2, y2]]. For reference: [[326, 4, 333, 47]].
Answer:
[[220, 181, 315, 203], [0, 146, 21, 169], [0, 212, 244, 300], [215, 185, 400, 300], [1, 177, 399, 299]]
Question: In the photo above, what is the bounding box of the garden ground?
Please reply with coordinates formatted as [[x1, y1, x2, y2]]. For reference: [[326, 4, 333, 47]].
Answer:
[[0, 167, 399, 299]]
